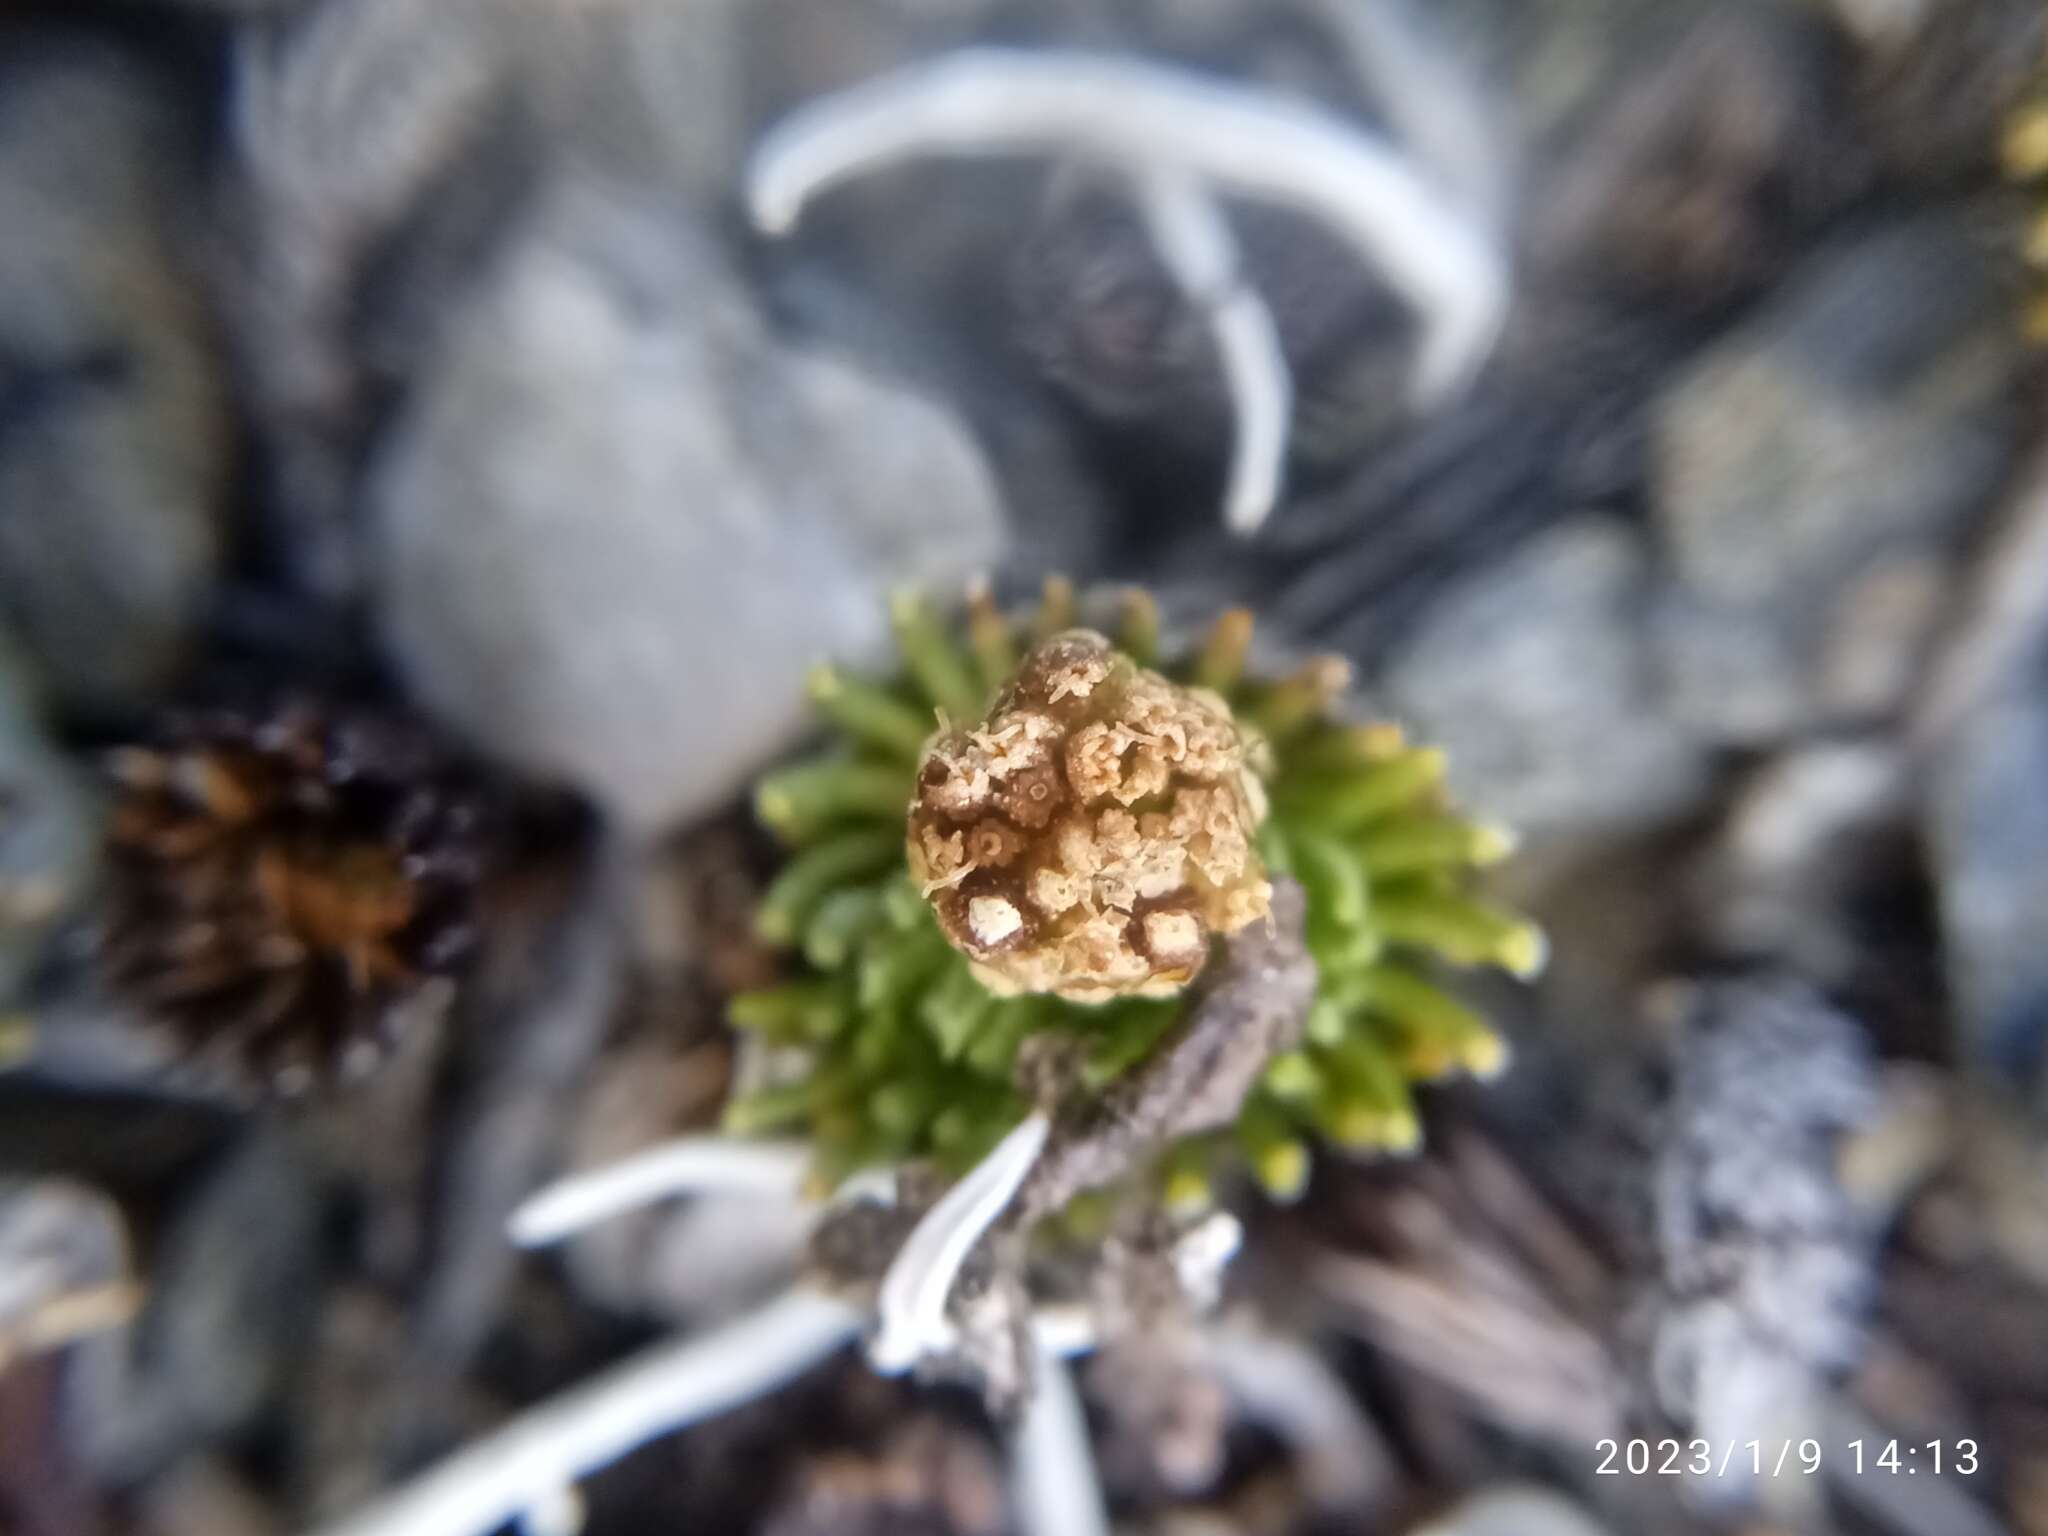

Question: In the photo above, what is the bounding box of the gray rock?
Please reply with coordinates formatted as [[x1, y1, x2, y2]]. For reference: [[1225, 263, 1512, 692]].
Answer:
[[370, 180, 1006, 833], [1829, 0, 2045, 185], [221, 0, 834, 600], [1690, 743, 1938, 1050], [225, 0, 542, 597], [1926, 631, 2048, 1101], [225, 0, 1083, 613], [1617, 978, 1879, 1513], [1377, 518, 1713, 835], [407, 850, 621, 1379], [1651, 214, 2025, 742], [121, 0, 307, 12], [1921, 457, 2048, 1101], [0, 1177, 132, 1358], [1524, 1, 1862, 305], [69, 1127, 322, 1482], [1409, 1486, 1615, 1536], [1430, 0, 1709, 150], [0, 641, 99, 1004], [0, 42, 230, 711]]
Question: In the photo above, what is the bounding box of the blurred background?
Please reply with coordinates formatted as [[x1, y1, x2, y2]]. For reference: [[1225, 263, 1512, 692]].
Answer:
[[0, 0, 2046, 1533]]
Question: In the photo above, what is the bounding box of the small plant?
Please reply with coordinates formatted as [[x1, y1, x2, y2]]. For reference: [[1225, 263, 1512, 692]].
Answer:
[[731, 580, 1542, 1208], [304, 586, 1544, 1536]]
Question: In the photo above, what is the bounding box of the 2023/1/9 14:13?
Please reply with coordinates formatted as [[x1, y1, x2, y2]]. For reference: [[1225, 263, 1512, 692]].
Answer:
[[1594, 1439, 1982, 1477]]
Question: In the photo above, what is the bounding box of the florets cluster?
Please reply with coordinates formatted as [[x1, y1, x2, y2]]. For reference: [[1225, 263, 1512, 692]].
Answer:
[[909, 631, 1269, 1001]]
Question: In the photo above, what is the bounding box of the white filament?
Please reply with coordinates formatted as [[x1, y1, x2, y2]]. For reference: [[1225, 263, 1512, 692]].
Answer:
[[869, 1110, 1050, 1373], [507, 1137, 813, 1248], [1137, 171, 1292, 534], [1011, 1344, 1111, 1536], [745, 48, 1506, 405], [304, 1287, 862, 1536]]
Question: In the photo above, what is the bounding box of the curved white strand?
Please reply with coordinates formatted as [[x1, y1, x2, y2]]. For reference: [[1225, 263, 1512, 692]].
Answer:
[[1011, 1343, 1110, 1536], [508, 1137, 813, 1248], [305, 1287, 862, 1536], [745, 48, 1505, 404], [1137, 172, 1292, 535], [869, 1110, 1049, 1373]]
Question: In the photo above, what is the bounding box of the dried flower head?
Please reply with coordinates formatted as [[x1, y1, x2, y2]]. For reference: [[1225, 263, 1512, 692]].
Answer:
[[907, 630, 1269, 1002], [734, 582, 1543, 1204], [101, 699, 483, 1095]]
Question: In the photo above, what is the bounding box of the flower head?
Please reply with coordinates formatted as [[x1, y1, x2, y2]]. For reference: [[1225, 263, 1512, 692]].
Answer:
[[101, 697, 483, 1095], [908, 630, 1269, 1002]]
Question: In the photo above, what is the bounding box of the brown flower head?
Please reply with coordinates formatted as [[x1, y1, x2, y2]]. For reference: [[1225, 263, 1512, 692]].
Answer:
[[101, 699, 484, 1095], [906, 630, 1270, 1001]]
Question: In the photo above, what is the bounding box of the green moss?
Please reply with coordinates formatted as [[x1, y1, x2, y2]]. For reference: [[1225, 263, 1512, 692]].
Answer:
[[729, 583, 1542, 1207]]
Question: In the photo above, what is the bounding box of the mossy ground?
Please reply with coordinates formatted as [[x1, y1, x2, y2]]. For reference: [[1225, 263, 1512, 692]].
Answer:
[[729, 581, 1542, 1209]]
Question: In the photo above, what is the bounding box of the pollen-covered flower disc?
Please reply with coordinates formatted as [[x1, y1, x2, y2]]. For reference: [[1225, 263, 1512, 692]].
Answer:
[[908, 630, 1270, 1001]]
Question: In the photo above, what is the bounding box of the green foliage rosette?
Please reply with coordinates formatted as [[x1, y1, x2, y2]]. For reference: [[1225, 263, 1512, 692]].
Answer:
[[728, 580, 1544, 1208]]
